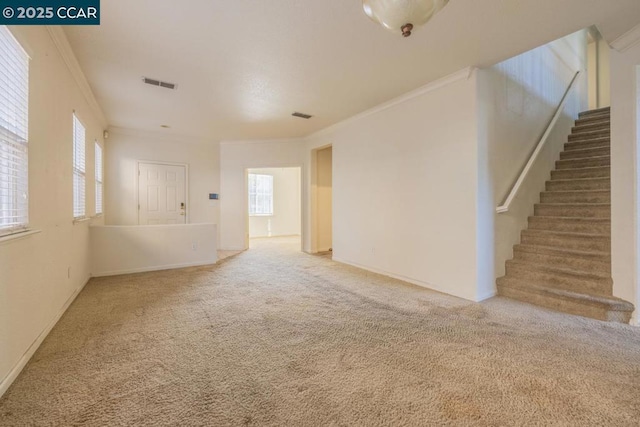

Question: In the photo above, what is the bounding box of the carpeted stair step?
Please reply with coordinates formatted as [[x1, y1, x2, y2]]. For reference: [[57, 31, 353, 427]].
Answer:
[[545, 177, 609, 192], [504, 260, 612, 295], [568, 129, 610, 141], [577, 113, 610, 123], [540, 190, 610, 204], [574, 116, 610, 127], [564, 138, 609, 151], [560, 146, 609, 160], [496, 278, 633, 323], [573, 113, 611, 127], [527, 216, 610, 234], [578, 106, 610, 118], [551, 166, 609, 180], [521, 229, 610, 252], [555, 156, 610, 170], [572, 120, 609, 132], [534, 203, 609, 218], [513, 244, 610, 274]]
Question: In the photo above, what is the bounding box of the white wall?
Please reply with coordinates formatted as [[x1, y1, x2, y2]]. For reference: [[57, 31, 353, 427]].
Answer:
[[598, 37, 612, 108], [90, 224, 217, 276], [588, 34, 612, 110], [248, 167, 301, 238], [477, 30, 588, 286], [0, 27, 107, 396], [610, 42, 640, 325], [299, 32, 588, 303], [316, 147, 333, 252], [306, 69, 482, 301], [219, 140, 306, 250], [105, 129, 219, 227]]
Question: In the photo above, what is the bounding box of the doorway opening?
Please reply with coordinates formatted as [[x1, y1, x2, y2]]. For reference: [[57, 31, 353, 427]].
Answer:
[[137, 161, 188, 225], [311, 145, 333, 254], [247, 167, 302, 248]]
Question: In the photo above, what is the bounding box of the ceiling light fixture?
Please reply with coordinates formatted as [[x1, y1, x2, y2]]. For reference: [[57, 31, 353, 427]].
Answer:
[[362, 0, 449, 37]]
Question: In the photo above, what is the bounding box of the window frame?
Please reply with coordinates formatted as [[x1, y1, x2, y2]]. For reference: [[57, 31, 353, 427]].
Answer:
[[0, 26, 30, 238], [94, 140, 103, 215], [248, 173, 274, 217], [72, 113, 86, 220]]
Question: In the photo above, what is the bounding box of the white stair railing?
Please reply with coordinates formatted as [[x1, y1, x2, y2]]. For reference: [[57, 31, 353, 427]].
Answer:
[[496, 71, 582, 214]]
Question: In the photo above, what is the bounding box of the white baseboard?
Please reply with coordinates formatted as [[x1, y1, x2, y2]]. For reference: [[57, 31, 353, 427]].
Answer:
[[0, 276, 91, 398], [476, 290, 498, 302], [92, 259, 218, 278], [332, 257, 478, 302]]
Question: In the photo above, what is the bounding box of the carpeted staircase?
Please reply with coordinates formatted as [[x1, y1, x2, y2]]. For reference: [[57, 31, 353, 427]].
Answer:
[[497, 106, 635, 323]]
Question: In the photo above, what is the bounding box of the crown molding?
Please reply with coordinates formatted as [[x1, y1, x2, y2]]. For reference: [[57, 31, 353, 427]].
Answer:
[[306, 66, 476, 140], [46, 26, 108, 128], [611, 23, 640, 53]]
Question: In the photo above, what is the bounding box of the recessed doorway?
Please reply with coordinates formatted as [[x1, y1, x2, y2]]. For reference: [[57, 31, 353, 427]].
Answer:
[[247, 167, 302, 247], [311, 145, 333, 254]]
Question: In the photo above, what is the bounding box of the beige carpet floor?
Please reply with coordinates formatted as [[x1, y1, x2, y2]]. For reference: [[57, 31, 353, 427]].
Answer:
[[1, 237, 640, 426]]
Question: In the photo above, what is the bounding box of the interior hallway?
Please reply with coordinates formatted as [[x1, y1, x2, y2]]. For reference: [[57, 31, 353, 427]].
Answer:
[[0, 237, 639, 425]]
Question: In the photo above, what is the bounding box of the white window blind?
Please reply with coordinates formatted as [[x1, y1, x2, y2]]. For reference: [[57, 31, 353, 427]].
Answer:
[[72, 114, 86, 219], [95, 141, 103, 215], [248, 173, 273, 216], [0, 26, 29, 236]]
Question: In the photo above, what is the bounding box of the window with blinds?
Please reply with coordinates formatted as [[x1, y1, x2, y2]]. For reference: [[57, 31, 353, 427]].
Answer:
[[248, 173, 274, 216], [0, 27, 29, 236], [95, 141, 103, 215], [72, 114, 86, 219]]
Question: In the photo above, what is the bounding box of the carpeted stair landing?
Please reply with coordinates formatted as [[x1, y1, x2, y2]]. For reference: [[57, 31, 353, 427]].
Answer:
[[497, 107, 635, 323]]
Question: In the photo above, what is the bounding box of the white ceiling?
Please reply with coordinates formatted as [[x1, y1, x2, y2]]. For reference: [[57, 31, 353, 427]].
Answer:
[[64, 0, 640, 141]]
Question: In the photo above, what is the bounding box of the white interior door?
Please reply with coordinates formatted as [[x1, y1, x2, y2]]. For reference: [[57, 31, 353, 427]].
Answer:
[[138, 162, 187, 225]]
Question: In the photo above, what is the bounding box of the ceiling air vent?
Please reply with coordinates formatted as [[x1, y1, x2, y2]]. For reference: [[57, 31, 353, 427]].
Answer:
[[160, 81, 176, 90], [292, 112, 312, 119], [142, 77, 177, 90]]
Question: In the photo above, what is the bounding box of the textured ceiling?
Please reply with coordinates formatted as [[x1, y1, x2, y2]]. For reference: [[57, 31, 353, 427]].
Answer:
[[64, 0, 640, 141]]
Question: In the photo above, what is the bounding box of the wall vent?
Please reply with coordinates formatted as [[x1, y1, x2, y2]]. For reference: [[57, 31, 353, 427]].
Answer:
[[142, 77, 177, 90], [292, 112, 312, 119]]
